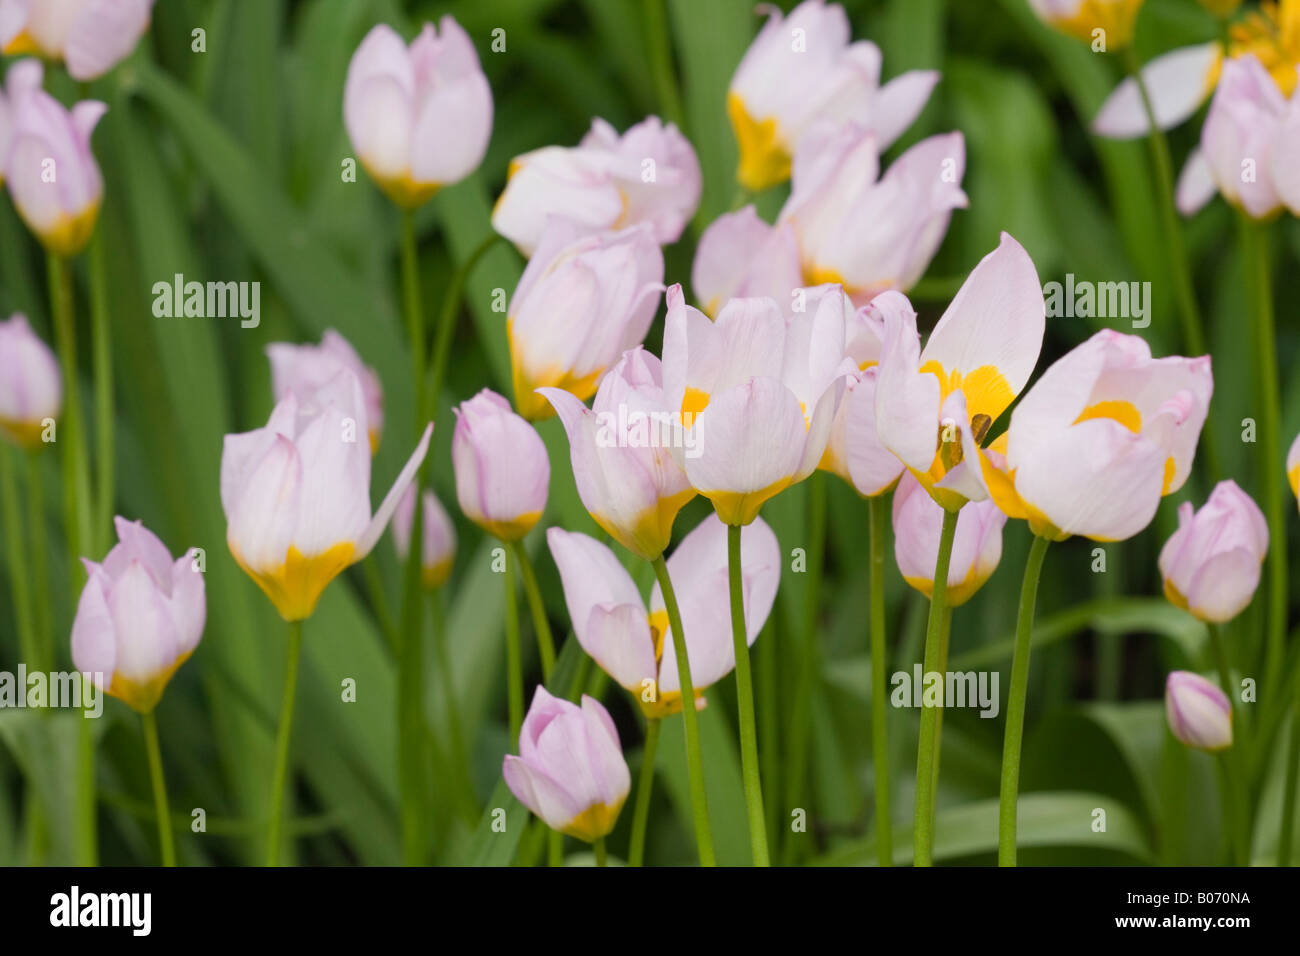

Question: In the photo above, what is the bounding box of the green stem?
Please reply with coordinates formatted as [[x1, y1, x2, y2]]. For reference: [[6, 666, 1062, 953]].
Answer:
[[431, 587, 477, 825], [868, 494, 892, 866], [727, 523, 769, 866], [913, 508, 959, 867], [47, 252, 93, 579], [267, 620, 303, 866], [361, 556, 397, 654], [1209, 624, 1250, 865], [400, 210, 427, 423], [594, 835, 608, 867], [427, 233, 500, 414], [141, 709, 175, 867], [509, 540, 556, 680], [997, 534, 1052, 867], [1215, 753, 1247, 865], [397, 490, 428, 865], [643, 0, 685, 128], [0, 446, 39, 672], [650, 554, 716, 866], [504, 550, 523, 745], [931, 608, 953, 801], [88, 232, 113, 555], [26, 453, 51, 669], [1278, 691, 1299, 865], [627, 718, 661, 867], [548, 829, 563, 867]]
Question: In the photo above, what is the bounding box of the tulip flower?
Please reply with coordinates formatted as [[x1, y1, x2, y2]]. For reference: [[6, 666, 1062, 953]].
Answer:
[[980, 328, 1212, 542], [539, 347, 695, 560], [71, 517, 204, 712], [492, 116, 701, 257], [893, 472, 1005, 606], [451, 388, 549, 541], [1158, 481, 1267, 623], [778, 125, 967, 304], [727, 0, 938, 191], [1026, 0, 1144, 50], [507, 219, 663, 421], [1, 60, 105, 257], [393, 484, 457, 589], [661, 283, 846, 526], [874, 233, 1046, 513], [503, 687, 631, 842], [267, 330, 384, 453], [221, 369, 432, 621], [547, 513, 779, 717], [1165, 670, 1233, 751], [691, 206, 803, 318], [343, 18, 492, 209], [1, 0, 154, 81], [1199, 55, 1288, 219], [0, 313, 60, 449], [1288, 429, 1300, 505]]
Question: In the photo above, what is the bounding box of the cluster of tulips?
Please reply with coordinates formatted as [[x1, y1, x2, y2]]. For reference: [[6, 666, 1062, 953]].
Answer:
[[0, 0, 1296, 867]]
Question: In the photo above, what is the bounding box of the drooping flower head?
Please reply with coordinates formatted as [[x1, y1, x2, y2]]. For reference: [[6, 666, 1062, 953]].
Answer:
[[1159, 480, 1267, 623], [892, 471, 1005, 606], [0, 312, 60, 449]]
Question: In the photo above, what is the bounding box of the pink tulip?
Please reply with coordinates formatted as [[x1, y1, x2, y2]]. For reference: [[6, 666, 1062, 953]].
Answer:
[[691, 206, 802, 318], [540, 347, 695, 560], [451, 389, 549, 541], [492, 115, 701, 256], [727, 0, 937, 191], [507, 219, 662, 421], [1201, 55, 1287, 219], [1159, 481, 1267, 623], [892, 472, 1005, 606], [503, 687, 630, 842], [1165, 670, 1233, 752], [0, 312, 60, 449], [1, 0, 154, 81], [1288, 429, 1300, 505], [71, 517, 204, 713], [547, 513, 779, 717], [393, 485, 457, 589], [344, 18, 492, 208], [221, 369, 432, 621], [267, 330, 384, 453]]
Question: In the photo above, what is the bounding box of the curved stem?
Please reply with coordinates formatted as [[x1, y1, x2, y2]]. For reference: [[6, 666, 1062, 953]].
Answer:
[[426, 232, 499, 412], [267, 620, 303, 866], [504, 549, 523, 745], [509, 540, 555, 680], [868, 493, 892, 866], [727, 523, 769, 866], [997, 534, 1051, 867], [913, 508, 959, 867], [594, 835, 608, 867], [627, 718, 661, 867], [650, 554, 716, 866], [141, 709, 175, 867], [88, 232, 113, 555]]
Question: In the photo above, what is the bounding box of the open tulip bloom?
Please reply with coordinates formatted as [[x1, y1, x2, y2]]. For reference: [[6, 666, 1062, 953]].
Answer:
[[0, 0, 155, 80]]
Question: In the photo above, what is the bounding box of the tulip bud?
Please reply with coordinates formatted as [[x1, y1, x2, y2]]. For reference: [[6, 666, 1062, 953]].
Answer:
[[344, 18, 492, 209], [1026, 0, 1144, 51], [691, 206, 802, 318], [267, 330, 384, 453], [0, 313, 60, 449], [221, 369, 432, 621], [503, 687, 630, 842], [2, 59, 105, 256], [493, 115, 700, 257], [1165, 670, 1233, 751], [507, 219, 663, 421], [2, 0, 154, 81], [1159, 481, 1267, 623], [1202, 55, 1286, 219], [71, 517, 205, 712], [1287, 429, 1300, 505], [892, 472, 1005, 606], [393, 485, 457, 589], [451, 389, 549, 541]]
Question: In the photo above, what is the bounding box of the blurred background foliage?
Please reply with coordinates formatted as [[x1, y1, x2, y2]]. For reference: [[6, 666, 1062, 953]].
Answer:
[[0, 0, 1294, 866]]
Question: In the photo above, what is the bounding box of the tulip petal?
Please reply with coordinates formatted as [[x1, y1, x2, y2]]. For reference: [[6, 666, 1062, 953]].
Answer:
[[70, 567, 115, 688], [1092, 43, 1221, 139], [356, 422, 433, 557], [871, 69, 940, 150], [1176, 148, 1217, 216]]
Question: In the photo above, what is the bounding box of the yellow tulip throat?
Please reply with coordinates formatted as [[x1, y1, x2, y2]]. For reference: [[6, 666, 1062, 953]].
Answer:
[[592, 486, 696, 561], [727, 92, 791, 192], [363, 162, 441, 209], [507, 320, 606, 421], [107, 651, 194, 714], [0, 417, 50, 450], [560, 799, 626, 842], [706, 476, 794, 527], [230, 541, 356, 622]]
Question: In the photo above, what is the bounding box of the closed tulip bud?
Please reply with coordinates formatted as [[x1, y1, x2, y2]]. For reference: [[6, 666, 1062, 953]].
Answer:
[[393, 485, 457, 589], [691, 206, 802, 318], [1159, 481, 1267, 623], [507, 219, 663, 421], [221, 369, 432, 621], [727, 0, 938, 191], [981, 329, 1212, 542], [344, 18, 492, 209], [71, 517, 205, 713], [780, 126, 967, 303], [451, 389, 549, 541], [267, 330, 384, 453], [1, 0, 154, 80], [1201, 55, 1286, 219], [547, 513, 779, 718], [1165, 670, 1233, 751], [503, 687, 630, 842], [1027, 0, 1144, 51], [0, 313, 60, 449], [2, 60, 104, 256], [540, 347, 695, 561], [893, 472, 1005, 606], [492, 116, 701, 257]]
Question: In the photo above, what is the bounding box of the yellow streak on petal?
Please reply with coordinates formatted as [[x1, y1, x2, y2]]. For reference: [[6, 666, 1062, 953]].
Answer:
[[804, 265, 848, 288], [1161, 456, 1177, 496], [478, 511, 542, 543], [1164, 576, 1189, 611], [558, 798, 627, 842], [423, 557, 454, 590], [1074, 399, 1142, 433], [508, 320, 606, 421], [106, 650, 194, 714], [230, 541, 356, 622], [704, 475, 794, 527], [680, 386, 711, 420], [1288, 462, 1300, 501], [361, 161, 441, 210], [23, 202, 100, 258], [727, 91, 791, 192], [0, 417, 50, 450], [2, 31, 40, 55]]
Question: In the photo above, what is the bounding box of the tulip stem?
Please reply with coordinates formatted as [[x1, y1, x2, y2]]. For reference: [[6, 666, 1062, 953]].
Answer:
[[509, 540, 556, 680], [1209, 623, 1250, 866], [431, 587, 478, 825], [88, 232, 113, 556], [594, 836, 608, 867], [650, 554, 716, 866], [26, 453, 52, 669], [931, 608, 953, 805], [913, 508, 959, 867], [0, 447, 40, 674], [727, 523, 769, 866], [627, 717, 661, 867], [1278, 690, 1299, 866], [141, 709, 175, 867], [868, 493, 892, 866], [643, 0, 685, 128], [1215, 753, 1247, 866], [267, 620, 303, 866], [548, 829, 563, 867], [427, 232, 500, 412], [997, 533, 1052, 867], [398, 491, 429, 865], [400, 210, 427, 423], [504, 550, 524, 745]]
